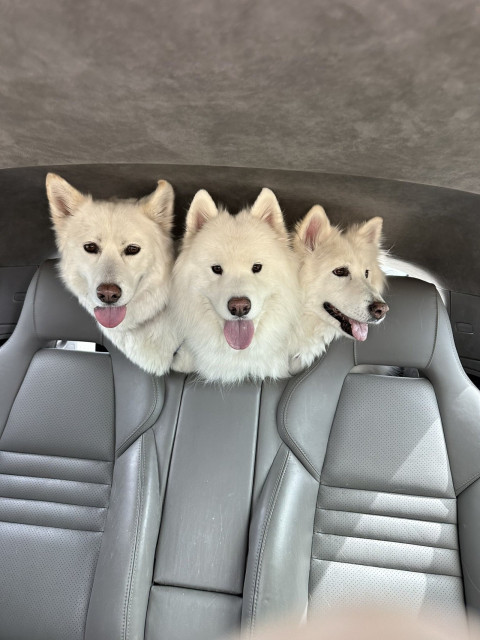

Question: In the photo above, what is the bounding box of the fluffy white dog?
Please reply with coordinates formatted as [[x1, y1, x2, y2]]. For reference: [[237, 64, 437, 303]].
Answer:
[[47, 173, 179, 374], [171, 188, 301, 384]]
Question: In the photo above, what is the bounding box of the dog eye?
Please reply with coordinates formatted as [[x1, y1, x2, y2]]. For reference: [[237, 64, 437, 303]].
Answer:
[[83, 243, 99, 254], [365, 269, 369, 278], [125, 244, 141, 256], [252, 263, 262, 273], [211, 265, 223, 275], [332, 267, 349, 277]]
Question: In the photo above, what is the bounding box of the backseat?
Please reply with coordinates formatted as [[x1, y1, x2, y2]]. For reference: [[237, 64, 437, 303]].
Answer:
[[1, 262, 480, 639]]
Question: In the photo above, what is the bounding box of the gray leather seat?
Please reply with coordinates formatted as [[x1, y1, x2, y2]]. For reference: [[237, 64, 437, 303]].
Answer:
[[0, 260, 164, 640], [2, 264, 479, 639], [243, 276, 480, 634]]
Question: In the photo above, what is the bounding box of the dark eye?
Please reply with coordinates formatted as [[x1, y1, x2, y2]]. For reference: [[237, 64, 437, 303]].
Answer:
[[332, 267, 350, 277], [125, 244, 141, 256], [84, 242, 99, 254], [365, 269, 369, 278], [211, 265, 223, 275], [252, 263, 262, 273]]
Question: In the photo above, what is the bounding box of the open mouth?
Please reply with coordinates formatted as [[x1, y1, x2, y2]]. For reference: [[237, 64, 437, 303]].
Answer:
[[94, 305, 127, 328], [323, 302, 368, 341]]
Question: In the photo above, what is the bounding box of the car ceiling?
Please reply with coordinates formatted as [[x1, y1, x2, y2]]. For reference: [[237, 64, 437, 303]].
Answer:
[[1, 0, 480, 194]]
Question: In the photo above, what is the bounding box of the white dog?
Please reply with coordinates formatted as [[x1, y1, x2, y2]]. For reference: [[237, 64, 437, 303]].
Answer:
[[171, 188, 301, 384], [290, 204, 388, 372], [47, 173, 179, 374]]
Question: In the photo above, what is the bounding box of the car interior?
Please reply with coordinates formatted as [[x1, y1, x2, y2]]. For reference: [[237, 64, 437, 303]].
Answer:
[[1, 2, 480, 639]]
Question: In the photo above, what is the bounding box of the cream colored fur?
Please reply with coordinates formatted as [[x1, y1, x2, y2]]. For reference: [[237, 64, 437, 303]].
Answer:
[[47, 173, 178, 374], [171, 188, 301, 384], [290, 205, 387, 373]]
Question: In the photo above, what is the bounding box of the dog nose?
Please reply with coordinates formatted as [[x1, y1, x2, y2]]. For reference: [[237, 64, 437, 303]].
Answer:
[[369, 301, 389, 320], [228, 297, 251, 317], [96, 283, 122, 304]]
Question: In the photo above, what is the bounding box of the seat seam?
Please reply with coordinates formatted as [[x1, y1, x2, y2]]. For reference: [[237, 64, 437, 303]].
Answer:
[[310, 556, 461, 578], [0, 472, 111, 486], [0, 495, 109, 509], [0, 449, 113, 464], [319, 482, 456, 500], [313, 530, 458, 551], [249, 449, 290, 636], [121, 436, 145, 640], [315, 505, 456, 525], [0, 519, 104, 533]]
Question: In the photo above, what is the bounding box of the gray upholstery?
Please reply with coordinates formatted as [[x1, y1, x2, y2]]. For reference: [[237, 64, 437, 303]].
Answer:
[[243, 277, 480, 633], [0, 260, 164, 640]]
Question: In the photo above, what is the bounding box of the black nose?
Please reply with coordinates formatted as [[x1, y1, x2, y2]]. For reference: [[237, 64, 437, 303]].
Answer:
[[227, 297, 251, 317], [96, 283, 122, 304], [369, 301, 389, 320]]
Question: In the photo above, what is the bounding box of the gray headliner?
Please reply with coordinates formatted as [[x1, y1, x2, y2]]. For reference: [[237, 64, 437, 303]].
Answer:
[[1, 0, 480, 193]]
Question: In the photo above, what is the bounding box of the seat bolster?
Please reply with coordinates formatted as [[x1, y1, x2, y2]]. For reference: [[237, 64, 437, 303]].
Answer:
[[242, 445, 318, 635], [277, 339, 353, 480], [426, 297, 480, 493], [457, 478, 480, 613], [85, 429, 161, 640], [0, 268, 45, 435], [108, 344, 166, 456]]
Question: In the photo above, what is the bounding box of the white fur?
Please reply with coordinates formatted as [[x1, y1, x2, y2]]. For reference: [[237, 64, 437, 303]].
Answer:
[[290, 205, 387, 373], [47, 173, 179, 374], [170, 188, 301, 384]]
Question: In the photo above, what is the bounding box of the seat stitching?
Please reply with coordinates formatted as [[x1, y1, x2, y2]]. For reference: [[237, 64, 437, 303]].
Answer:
[[313, 530, 458, 552], [249, 450, 290, 636], [0, 518, 104, 533], [0, 472, 110, 487], [315, 505, 456, 525], [319, 482, 456, 500], [121, 436, 144, 640], [0, 495, 109, 509], [310, 556, 461, 578]]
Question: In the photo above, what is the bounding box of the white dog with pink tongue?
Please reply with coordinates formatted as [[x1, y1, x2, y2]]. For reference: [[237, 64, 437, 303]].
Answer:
[[47, 173, 179, 375], [289, 204, 389, 373], [171, 188, 301, 384]]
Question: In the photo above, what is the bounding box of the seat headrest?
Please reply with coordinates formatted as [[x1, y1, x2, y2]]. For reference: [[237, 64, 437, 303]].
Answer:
[[29, 259, 103, 343], [354, 276, 439, 370]]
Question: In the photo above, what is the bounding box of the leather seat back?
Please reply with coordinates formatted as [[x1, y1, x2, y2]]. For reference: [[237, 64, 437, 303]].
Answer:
[[0, 260, 164, 640]]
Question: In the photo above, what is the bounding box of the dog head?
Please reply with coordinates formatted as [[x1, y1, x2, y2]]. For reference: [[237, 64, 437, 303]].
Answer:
[[295, 205, 388, 342], [175, 188, 297, 350], [47, 173, 174, 330]]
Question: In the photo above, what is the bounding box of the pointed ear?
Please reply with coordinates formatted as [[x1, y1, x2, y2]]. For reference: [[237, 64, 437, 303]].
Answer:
[[250, 188, 287, 237], [296, 205, 332, 251], [46, 173, 87, 224], [184, 190, 218, 238], [357, 217, 383, 246], [143, 180, 174, 231]]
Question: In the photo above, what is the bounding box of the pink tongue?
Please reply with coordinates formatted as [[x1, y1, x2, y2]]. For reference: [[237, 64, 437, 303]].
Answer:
[[94, 305, 127, 328], [350, 320, 368, 341], [223, 319, 255, 350]]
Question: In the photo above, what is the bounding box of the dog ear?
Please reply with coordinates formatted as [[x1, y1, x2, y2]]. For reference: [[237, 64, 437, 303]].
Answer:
[[143, 180, 175, 231], [357, 217, 383, 246], [250, 189, 287, 237], [185, 189, 218, 237], [46, 173, 87, 223], [296, 205, 331, 251]]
